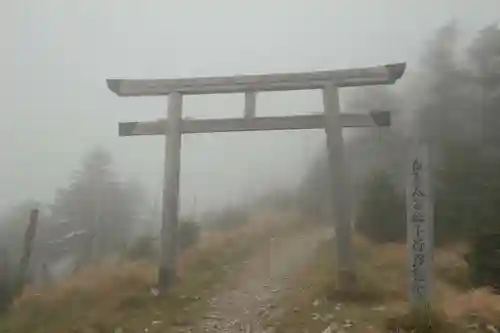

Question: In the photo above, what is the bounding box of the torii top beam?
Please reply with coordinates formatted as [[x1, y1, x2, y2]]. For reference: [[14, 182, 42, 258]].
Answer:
[[107, 63, 406, 96]]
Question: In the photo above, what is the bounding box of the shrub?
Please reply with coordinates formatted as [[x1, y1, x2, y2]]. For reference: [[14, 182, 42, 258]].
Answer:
[[123, 235, 158, 261], [178, 220, 200, 251], [0, 276, 13, 313], [123, 220, 200, 261], [465, 232, 500, 293], [356, 170, 406, 243], [203, 207, 249, 231]]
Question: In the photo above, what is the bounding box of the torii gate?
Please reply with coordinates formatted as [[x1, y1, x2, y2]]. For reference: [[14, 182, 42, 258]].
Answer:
[[106, 62, 406, 290]]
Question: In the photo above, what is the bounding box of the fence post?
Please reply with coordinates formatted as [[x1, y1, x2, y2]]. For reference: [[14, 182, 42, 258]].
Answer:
[[15, 208, 39, 295]]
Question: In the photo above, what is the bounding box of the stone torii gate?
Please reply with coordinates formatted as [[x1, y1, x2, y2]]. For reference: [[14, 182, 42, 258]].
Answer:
[[106, 62, 406, 290]]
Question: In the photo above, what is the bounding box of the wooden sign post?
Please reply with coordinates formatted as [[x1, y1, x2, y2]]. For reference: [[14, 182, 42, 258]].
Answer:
[[407, 144, 433, 307], [106, 63, 406, 290]]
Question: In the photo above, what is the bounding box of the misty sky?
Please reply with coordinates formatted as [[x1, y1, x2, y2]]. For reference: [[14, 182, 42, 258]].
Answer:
[[1, 0, 498, 216]]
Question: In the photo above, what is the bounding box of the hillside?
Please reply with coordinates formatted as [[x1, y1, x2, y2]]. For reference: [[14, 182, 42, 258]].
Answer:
[[1, 211, 499, 333], [0, 211, 324, 333]]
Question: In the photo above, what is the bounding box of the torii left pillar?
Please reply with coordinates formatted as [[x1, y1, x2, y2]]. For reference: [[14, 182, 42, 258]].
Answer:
[[159, 92, 183, 288]]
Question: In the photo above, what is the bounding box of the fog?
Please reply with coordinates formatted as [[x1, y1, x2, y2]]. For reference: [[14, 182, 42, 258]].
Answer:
[[1, 0, 498, 215]]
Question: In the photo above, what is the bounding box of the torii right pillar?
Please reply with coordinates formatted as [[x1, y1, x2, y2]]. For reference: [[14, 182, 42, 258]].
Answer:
[[323, 84, 356, 289]]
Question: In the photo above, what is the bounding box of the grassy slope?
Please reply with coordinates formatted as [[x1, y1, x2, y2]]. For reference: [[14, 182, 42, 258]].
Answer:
[[0, 211, 305, 333], [268, 235, 500, 333]]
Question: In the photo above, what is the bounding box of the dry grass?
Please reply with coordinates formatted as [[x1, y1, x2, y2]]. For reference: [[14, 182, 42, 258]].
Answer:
[[6, 260, 160, 333], [440, 287, 500, 327], [434, 243, 470, 290], [385, 307, 459, 333], [269, 234, 500, 333], [0, 211, 305, 333]]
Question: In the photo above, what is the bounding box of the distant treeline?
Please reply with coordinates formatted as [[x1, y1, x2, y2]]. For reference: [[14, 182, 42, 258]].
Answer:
[[299, 23, 500, 245]]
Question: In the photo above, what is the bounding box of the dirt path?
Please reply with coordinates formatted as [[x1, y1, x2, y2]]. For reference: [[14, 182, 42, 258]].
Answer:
[[193, 226, 333, 333]]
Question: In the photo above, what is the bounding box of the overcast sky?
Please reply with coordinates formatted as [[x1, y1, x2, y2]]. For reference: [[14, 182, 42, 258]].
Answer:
[[1, 0, 498, 215]]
